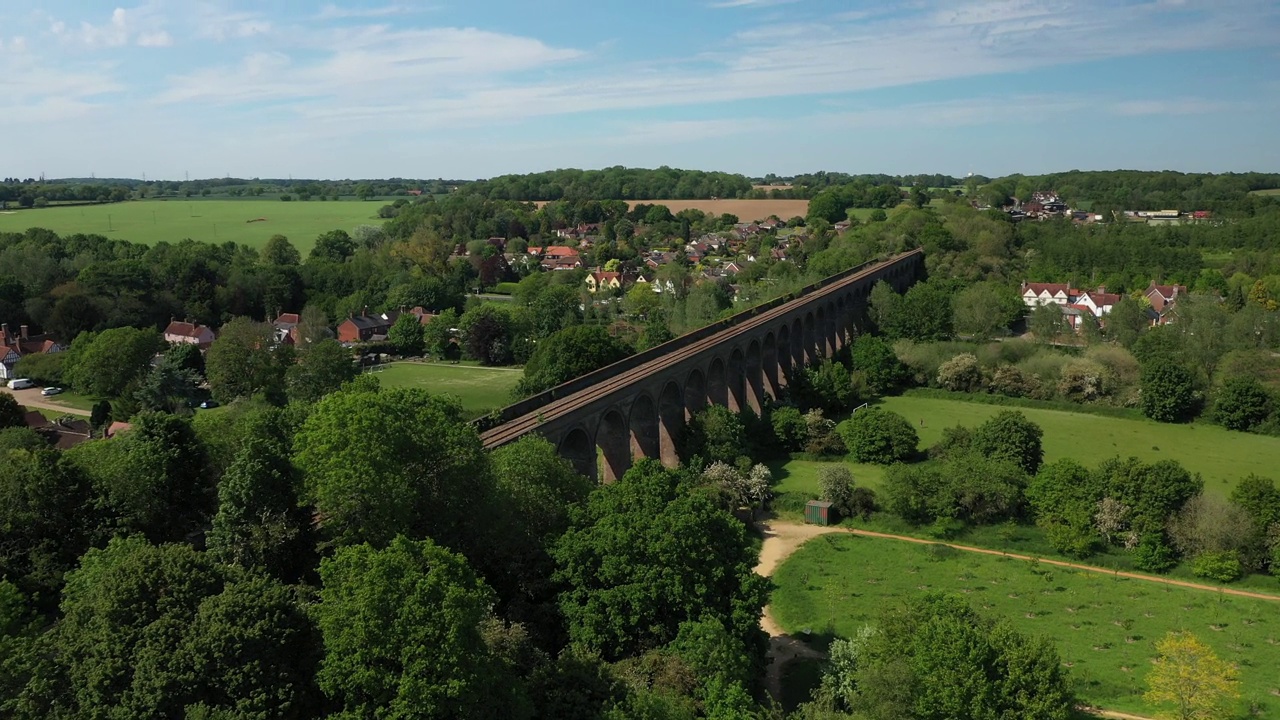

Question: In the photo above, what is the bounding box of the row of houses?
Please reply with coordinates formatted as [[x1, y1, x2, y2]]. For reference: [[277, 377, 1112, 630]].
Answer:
[[1020, 281, 1188, 327]]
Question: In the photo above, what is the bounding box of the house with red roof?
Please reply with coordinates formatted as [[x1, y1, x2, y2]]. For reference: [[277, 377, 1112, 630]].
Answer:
[[1145, 282, 1188, 325], [163, 319, 216, 349], [0, 323, 64, 380], [1074, 288, 1122, 319], [1020, 282, 1079, 308]]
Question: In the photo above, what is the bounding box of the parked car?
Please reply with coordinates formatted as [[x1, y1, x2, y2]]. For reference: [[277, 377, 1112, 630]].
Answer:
[[198, 400, 219, 409], [41, 386, 64, 396], [6, 378, 34, 390]]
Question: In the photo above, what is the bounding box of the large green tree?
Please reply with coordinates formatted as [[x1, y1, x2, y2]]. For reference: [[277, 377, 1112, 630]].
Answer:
[[0, 393, 23, 429], [839, 407, 918, 464], [316, 536, 518, 720], [1212, 377, 1272, 431], [971, 410, 1044, 475], [553, 460, 769, 667], [1140, 359, 1197, 422], [387, 312, 426, 356], [205, 317, 289, 404], [63, 326, 162, 398], [285, 338, 356, 403], [293, 385, 491, 552], [515, 325, 632, 396], [952, 282, 1022, 339]]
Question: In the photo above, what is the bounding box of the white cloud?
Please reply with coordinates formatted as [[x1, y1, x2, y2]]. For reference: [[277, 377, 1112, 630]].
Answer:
[[195, 7, 271, 41], [316, 4, 415, 20], [136, 30, 173, 47], [710, 0, 800, 8], [1111, 98, 1234, 116]]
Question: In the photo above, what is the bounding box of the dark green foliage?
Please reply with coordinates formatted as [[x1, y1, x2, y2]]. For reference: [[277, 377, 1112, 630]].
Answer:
[[63, 326, 163, 398], [794, 360, 856, 412], [1212, 377, 1273, 431], [1132, 533, 1179, 573], [553, 460, 769, 667], [838, 407, 918, 464], [133, 350, 203, 413], [0, 448, 99, 603], [0, 427, 47, 452], [850, 334, 904, 396], [873, 279, 954, 341], [1026, 459, 1104, 558], [89, 400, 113, 434], [67, 412, 212, 543], [1096, 457, 1202, 538], [317, 536, 518, 720], [516, 325, 632, 396], [285, 338, 356, 403], [0, 580, 38, 717], [1140, 359, 1197, 422], [206, 410, 313, 582], [1230, 475, 1280, 537], [682, 405, 750, 467], [926, 424, 972, 460], [165, 342, 206, 377], [309, 229, 355, 262], [884, 454, 1027, 527], [849, 593, 1073, 720], [206, 317, 289, 404], [460, 303, 517, 365], [769, 405, 807, 452], [32, 537, 320, 719], [293, 385, 490, 552], [387, 311, 426, 356], [0, 392, 22, 429], [970, 410, 1044, 475]]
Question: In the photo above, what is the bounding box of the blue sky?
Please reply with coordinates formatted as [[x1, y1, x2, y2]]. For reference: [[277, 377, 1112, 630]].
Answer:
[[4, 0, 1279, 180]]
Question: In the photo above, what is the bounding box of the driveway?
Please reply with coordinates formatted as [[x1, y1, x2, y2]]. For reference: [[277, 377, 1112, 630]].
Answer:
[[1, 387, 92, 417]]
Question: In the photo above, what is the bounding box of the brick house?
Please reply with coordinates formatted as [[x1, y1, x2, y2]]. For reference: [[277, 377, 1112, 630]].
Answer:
[[1145, 282, 1189, 325]]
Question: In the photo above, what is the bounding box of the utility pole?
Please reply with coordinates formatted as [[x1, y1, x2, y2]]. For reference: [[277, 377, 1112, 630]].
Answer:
[[108, 214, 113, 232]]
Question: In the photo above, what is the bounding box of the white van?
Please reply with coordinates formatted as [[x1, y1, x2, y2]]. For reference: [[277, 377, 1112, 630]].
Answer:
[[6, 378, 34, 390]]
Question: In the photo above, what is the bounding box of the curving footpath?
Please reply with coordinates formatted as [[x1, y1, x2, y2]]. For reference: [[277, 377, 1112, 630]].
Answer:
[[754, 518, 1280, 717]]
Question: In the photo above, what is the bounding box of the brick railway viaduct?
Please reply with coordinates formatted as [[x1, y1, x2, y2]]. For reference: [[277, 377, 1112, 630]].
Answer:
[[476, 250, 925, 482]]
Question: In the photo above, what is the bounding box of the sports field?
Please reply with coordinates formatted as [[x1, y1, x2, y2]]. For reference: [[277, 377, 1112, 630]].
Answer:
[[878, 394, 1280, 497], [0, 199, 384, 252], [771, 532, 1280, 716], [367, 361, 521, 415]]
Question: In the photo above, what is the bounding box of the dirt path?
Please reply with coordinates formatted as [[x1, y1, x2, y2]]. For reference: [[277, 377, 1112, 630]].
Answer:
[[1, 388, 91, 417], [754, 518, 1271, 716]]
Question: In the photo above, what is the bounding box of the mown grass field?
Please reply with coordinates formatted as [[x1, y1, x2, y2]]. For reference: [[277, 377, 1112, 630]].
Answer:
[[771, 533, 1280, 716], [878, 394, 1280, 497], [1249, 188, 1280, 196], [0, 199, 385, 252], [368, 361, 521, 415]]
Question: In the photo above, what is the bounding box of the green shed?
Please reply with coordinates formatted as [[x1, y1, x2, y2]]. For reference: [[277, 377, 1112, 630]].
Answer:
[[804, 500, 836, 526]]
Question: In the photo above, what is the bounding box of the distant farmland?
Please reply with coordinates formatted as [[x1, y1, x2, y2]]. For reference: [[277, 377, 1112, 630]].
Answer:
[[0, 199, 384, 253], [536, 198, 810, 221]]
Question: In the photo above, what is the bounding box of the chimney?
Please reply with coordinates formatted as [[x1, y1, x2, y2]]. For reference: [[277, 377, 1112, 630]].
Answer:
[[1, 323, 8, 337], [1096, 285, 1106, 294], [361, 306, 368, 317], [20, 325, 28, 339]]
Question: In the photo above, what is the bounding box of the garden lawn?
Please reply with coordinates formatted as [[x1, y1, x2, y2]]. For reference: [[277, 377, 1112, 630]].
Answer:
[[877, 394, 1280, 497], [0, 199, 384, 253], [370, 362, 521, 415], [769, 457, 886, 519], [771, 533, 1280, 717]]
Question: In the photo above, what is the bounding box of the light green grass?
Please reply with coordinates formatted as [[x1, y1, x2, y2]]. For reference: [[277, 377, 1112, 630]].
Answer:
[[769, 456, 886, 519], [1248, 188, 1280, 196], [876, 395, 1280, 497], [369, 361, 521, 415], [771, 533, 1280, 716], [0, 199, 385, 252]]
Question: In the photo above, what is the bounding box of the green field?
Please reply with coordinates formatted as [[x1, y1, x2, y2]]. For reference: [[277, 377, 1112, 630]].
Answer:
[[771, 533, 1280, 716], [877, 394, 1280, 497], [1249, 188, 1280, 196], [368, 361, 522, 415], [0, 199, 385, 252]]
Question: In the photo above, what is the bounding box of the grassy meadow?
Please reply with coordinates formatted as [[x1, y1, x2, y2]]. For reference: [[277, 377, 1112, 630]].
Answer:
[[770, 533, 1280, 716], [368, 361, 522, 416], [878, 394, 1280, 497], [0, 199, 386, 252]]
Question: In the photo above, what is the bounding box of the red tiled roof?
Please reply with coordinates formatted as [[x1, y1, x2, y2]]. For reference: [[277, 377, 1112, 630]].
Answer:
[[274, 312, 301, 326], [1021, 282, 1071, 295], [164, 321, 210, 338], [1081, 291, 1122, 307]]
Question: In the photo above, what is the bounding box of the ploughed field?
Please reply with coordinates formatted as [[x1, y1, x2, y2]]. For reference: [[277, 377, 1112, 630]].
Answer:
[[771, 532, 1280, 717], [0, 199, 385, 252]]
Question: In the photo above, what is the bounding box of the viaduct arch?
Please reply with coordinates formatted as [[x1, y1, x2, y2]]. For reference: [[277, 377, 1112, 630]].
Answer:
[[478, 250, 924, 482]]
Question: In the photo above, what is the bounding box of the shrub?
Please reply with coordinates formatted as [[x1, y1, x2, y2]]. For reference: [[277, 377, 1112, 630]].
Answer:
[[970, 411, 1044, 475], [976, 338, 1042, 367], [819, 465, 856, 518], [1016, 353, 1069, 399], [799, 360, 856, 412], [927, 424, 972, 460], [803, 409, 846, 456], [1057, 358, 1108, 402], [1212, 377, 1273, 432], [770, 406, 807, 452], [850, 335, 905, 395], [682, 406, 749, 466], [848, 487, 878, 520], [988, 364, 1034, 398], [1085, 344, 1140, 388], [839, 408, 918, 464], [937, 353, 983, 392], [1190, 551, 1243, 583], [1140, 359, 1197, 423], [1132, 533, 1178, 573]]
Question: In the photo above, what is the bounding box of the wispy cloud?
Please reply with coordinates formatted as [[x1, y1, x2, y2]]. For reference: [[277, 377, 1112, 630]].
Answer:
[[710, 0, 800, 8], [51, 6, 172, 49], [1111, 97, 1237, 116], [315, 4, 416, 20], [194, 6, 272, 41]]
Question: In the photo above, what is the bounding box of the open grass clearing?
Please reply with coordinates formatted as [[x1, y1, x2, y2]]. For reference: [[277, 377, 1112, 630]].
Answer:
[[1248, 188, 1280, 196], [877, 394, 1280, 498], [368, 361, 521, 416], [770, 532, 1280, 716], [0, 199, 385, 252]]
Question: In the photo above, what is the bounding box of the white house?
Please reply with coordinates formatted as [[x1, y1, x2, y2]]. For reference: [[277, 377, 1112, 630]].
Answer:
[[1020, 282, 1078, 307], [1074, 289, 1122, 318]]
